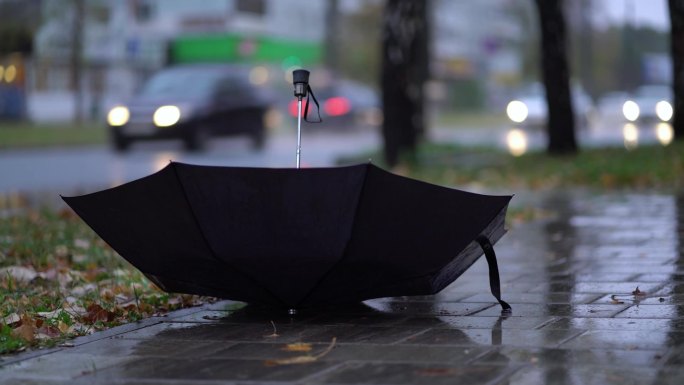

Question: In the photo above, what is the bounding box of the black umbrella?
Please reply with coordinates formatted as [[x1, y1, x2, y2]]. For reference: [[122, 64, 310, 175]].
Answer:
[[62, 69, 513, 313], [62, 163, 511, 311]]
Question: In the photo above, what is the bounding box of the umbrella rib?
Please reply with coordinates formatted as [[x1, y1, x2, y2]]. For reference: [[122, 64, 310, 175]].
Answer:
[[295, 164, 371, 307], [170, 163, 285, 307]]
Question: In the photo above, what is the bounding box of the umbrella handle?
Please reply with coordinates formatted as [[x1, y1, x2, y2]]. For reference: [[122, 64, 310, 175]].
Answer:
[[476, 236, 512, 313], [296, 97, 302, 168], [293, 70, 309, 169]]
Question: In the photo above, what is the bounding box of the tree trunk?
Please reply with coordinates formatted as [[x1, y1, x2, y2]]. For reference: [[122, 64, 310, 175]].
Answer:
[[381, 0, 428, 167], [669, 0, 684, 140], [535, 0, 577, 154]]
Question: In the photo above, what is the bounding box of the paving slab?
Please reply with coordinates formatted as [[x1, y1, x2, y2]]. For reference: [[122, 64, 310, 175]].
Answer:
[[2, 191, 684, 384]]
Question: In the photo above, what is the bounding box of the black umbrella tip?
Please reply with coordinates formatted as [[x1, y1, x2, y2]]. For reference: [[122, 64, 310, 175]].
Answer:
[[292, 69, 310, 85], [293, 69, 310, 99]]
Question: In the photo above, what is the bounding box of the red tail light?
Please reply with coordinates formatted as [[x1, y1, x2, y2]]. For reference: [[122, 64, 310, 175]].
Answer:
[[288, 99, 311, 117], [324, 97, 351, 117]]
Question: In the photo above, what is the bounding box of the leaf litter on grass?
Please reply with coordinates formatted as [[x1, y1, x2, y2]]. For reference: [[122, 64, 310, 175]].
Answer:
[[0, 207, 216, 355]]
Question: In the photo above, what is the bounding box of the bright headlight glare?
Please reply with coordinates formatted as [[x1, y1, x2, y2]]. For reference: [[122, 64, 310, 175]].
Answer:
[[506, 128, 528, 157], [153, 105, 181, 127], [506, 100, 528, 123], [107, 106, 130, 126], [656, 101, 673, 122], [656, 123, 674, 145], [622, 100, 640, 122], [623, 123, 639, 142]]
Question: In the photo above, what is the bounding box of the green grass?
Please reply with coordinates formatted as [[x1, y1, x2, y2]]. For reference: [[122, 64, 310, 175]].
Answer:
[[0, 324, 25, 355], [0, 122, 107, 149], [0, 207, 213, 355], [343, 141, 684, 191]]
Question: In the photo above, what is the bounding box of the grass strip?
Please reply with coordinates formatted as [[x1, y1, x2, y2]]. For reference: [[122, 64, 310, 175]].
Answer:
[[341, 141, 684, 191], [0, 122, 107, 149], [0, 207, 214, 355]]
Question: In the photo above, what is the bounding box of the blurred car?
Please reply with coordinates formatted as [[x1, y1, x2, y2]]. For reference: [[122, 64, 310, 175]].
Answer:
[[597, 91, 630, 119], [287, 80, 382, 129], [107, 64, 276, 152], [621, 85, 672, 123], [505, 82, 593, 130]]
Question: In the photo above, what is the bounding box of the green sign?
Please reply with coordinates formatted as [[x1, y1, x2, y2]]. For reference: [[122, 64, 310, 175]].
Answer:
[[170, 34, 322, 66]]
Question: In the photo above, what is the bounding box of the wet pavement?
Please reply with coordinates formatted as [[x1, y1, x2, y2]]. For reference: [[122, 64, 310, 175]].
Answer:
[[2, 190, 684, 384]]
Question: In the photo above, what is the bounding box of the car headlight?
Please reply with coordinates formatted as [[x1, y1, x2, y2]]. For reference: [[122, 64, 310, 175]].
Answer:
[[107, 106, 130, 126], [506, 128, 528, 157], [656, 100, 673, 122], [153, 105, 181, 127], [622, 100, 640, 122], [506, 100, 528, 123]]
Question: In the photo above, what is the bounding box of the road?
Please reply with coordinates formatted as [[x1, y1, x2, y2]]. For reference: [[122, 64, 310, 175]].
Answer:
[[0, 128, 381, 197]]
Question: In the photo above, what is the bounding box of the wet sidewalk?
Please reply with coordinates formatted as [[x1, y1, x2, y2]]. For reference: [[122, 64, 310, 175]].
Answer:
[[2, 191, 684, 384]]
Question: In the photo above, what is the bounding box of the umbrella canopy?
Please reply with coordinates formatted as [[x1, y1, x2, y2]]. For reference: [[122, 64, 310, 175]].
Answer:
[[63, 162, 512, 310]]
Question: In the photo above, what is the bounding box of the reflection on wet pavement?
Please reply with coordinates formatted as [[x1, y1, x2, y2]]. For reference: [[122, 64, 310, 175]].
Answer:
[[502, 121, 676, 156], [3, 191, 684, 384]]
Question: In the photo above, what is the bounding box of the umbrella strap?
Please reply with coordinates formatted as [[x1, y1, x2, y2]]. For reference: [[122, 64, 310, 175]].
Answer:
[[476, 236, 512, 312], [303, 84, 322, 123]]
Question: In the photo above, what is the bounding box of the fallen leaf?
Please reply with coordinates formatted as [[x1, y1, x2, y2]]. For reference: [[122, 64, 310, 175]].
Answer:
[[73, 238, 90, 249], [114, 293, 130, 304], [100, 288, 115, 301], [35, 325, 61, 338], [12, 323, 36, 342], [610, 295, 625, 305], [58, 321, 70, 333], [167, 297, 183, 307], [415, 368, 459, 377], [57, 272, 75, 287], [2, 313, 21, 326], [282, 343, 313, 352], [54, 245, 69, 258], [265, 356, 318, 366], [265, 337, 336, 366], [71, 283, 97, 297], [35, 333, 52, 340], [0, 266, 37, 282], [37, 309, 65, 319], [64, 305, 87, 317], [82, 303, 116, 323]]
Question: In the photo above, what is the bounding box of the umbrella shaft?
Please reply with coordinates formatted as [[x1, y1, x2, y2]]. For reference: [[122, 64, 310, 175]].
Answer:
[[296, 99, 302, 169]]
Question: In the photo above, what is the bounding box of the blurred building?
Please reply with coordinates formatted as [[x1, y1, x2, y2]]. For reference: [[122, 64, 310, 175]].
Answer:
[[25, 0, 531, 121], [29, 0, 325, 122], [431, 0, 524, 111]]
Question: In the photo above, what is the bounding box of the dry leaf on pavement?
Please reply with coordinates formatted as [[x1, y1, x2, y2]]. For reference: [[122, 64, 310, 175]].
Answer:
[[265, 337, 336, 366], [282, 343, 313, 352]]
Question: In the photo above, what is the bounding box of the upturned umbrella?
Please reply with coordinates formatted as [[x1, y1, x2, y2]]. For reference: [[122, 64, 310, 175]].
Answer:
[[63, 162, 511, 311], [62, 69, 512, 312]]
